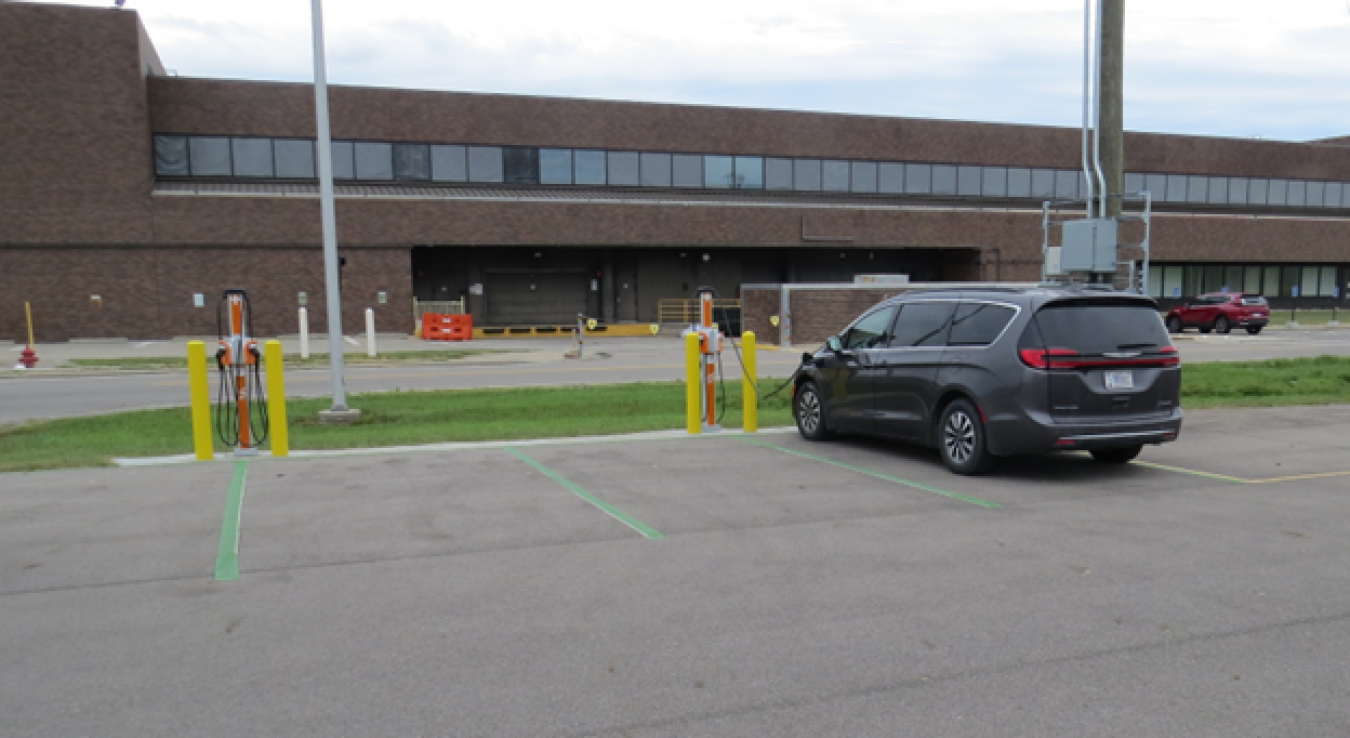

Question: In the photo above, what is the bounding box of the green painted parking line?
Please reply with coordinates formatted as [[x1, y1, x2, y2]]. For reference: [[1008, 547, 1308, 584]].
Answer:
[[214, 461, 248, 581], [744, 439, 1000, 509], [507, 447, 665, 540]]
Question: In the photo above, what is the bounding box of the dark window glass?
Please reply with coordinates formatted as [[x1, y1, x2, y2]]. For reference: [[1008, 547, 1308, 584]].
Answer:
[[957, 165, 981, 196], [641, 152, 672, 187], [878, 162, 904, 193], [274, 139, 315, 178], [393, 143, 432, 181], [982, 167, 1008, 197], [608, 151, 640, 186], [851, 161, 877, 193], [1223, 266, 1244, 292], [355, 142, 393, 180], [539, 148, 572, 184], [948, 302, 1017, 346], [503, 147, 539, 184], [1008, 168, 1032, 197], [154, 135, 189, 176], [765, 158, 792, 190], [431, 145, 466, 182], [468, 146, 503, 183], [735, 156, 763, 189], [232, 138, 273, 177], [843, 307, 897, 349], [673, 154, 703, 187], [331, 141, 355, 179], [1032, 303, 1170, 355], [794, 159, 822, 191], [574, 150, 606, 185], [822, 160, 850, 192], [703, 155, 733, 188], [189, 137, 231, 176], [931, 165, 957, 195], [889, 301, 956, 347]]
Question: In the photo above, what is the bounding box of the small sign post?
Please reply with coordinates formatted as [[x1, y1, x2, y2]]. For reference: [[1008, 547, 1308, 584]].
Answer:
[[1291, 285, 1300, 326]]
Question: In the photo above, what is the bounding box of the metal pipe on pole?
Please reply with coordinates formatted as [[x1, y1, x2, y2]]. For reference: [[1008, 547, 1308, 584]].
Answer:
[[310, 0, 358, 422], [1091, 0, 1108, 219], [1081, 0, 1096, 219]]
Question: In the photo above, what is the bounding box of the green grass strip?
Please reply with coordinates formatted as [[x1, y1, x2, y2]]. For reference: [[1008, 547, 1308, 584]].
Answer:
[[214, 461, 248, 581], [745, 439, 1001, 509], [506, 447, 665, 540]]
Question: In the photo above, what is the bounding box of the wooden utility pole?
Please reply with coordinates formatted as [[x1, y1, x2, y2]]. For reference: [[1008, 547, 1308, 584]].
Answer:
[[1100, 0, 1124, 217]]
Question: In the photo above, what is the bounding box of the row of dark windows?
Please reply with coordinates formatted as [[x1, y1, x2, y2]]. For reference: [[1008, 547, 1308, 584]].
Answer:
[[153, 134, 1350, 208], [1148, 264, 1345, 299]]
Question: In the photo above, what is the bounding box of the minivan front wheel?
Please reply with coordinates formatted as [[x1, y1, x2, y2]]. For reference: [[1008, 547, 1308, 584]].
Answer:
[[794, 381, 832, 441], [938, 399, 993, 475], [1090, 445, 1143, 464]]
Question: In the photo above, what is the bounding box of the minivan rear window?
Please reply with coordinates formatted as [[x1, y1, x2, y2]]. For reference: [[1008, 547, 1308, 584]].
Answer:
[[1031, 302, 1171, 355]]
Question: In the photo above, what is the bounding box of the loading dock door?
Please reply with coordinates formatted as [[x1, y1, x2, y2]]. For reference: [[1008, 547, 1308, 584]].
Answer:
[[484, 270, 588, 325]]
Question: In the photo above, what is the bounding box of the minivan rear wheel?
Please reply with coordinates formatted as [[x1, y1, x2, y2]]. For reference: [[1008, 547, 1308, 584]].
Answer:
[[1090, 445, 1143, 464], [938, 399, 993, 475], [794, 381, 832, 441]]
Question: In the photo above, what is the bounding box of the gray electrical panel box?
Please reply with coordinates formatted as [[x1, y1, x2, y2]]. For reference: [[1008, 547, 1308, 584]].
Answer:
[[1061, 218, 1119, 273]]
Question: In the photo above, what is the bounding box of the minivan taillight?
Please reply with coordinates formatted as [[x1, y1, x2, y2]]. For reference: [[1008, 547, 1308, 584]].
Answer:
[[1019, 347, 1079, 369]]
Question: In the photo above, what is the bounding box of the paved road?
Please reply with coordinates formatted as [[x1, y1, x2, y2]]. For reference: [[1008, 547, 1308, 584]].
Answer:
[[4, 330, 1350, 425], [4, 407, 1350, 736]]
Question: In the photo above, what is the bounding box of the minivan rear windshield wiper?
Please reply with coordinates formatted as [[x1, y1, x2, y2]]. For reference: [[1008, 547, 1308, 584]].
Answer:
[[1116, 342, 1157, 350]]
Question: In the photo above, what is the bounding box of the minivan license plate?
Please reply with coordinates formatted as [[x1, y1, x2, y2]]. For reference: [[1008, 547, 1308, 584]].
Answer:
[[1105, 371, 1134, 390]]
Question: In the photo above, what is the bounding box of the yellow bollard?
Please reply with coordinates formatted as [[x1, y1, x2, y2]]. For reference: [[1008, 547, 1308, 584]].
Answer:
[[264, 340, 289, 457], [685, 331, 701, 435], [743, 331, 758, 433], [187, 341, 214, 461]]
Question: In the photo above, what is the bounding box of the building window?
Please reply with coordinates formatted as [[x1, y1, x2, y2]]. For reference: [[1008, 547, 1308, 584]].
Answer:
[[539, 148, 572, 185], [1327, 182, 1344, 208], [878, 162, 904, 194], [232, 138, 274, 177], [932, 165, 957, 195], [331, 141, 355, 179], [982, 167, 1008, 197], [1287, 180, 1307, 207], [1227, 177, 1248, 205], [793, 159, 822, 191], [1144, 173, 1168, 201], [764, 158, 792, 190], [154, 135, 189, 176], [1207, 177, 1228, 205], [608, 151, 640, 186], [904, 163, 931, 194], [1032, 169, 1056, 199], [703, 155, 734, 188], [822, 160, 850, 192], [673, 154, 703, 188], [431, 145, 467, 182], [957, 165, 981, 196], [734, 156, 763, 189], [640, 152, 672, 187], [274, 139, 315, 178], [1307, 181, 1325, 207], [1164, 174, 1187, 203], [394, 143, 432, 181], [1054, 170, 1080, 200], [355, 142, 393, 180], [1247, 178, 1269, 206], [851, 161, 877, 193], [467, 146, 504, 183], [574, 150, 606, 185], [503, 147, 539, 184], [1267, 179, 1288, 206], [189, 137, 231, 176]]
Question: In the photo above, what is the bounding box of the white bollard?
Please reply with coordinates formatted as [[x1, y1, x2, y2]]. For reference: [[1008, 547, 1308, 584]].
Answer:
[[365, 307, 377, 357], [298, 307, 310, 359]]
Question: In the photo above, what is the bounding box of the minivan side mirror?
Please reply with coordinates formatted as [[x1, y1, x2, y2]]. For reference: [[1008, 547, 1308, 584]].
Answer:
[[827, 336, 843, 353]]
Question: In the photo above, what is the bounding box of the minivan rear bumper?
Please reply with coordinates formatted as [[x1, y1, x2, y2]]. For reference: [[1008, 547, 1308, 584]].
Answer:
[[986, 409, 1183, 455]]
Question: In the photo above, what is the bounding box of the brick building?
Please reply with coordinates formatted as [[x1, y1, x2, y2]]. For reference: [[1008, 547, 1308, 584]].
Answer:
[[3, 1, 1349, 341]]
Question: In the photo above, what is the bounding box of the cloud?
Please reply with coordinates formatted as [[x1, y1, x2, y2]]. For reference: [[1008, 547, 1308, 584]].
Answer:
[[23, 0, 1350, 140]]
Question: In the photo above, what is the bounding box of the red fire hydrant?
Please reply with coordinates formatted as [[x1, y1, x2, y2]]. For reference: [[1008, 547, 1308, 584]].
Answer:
[[18, 345, 38, 369]]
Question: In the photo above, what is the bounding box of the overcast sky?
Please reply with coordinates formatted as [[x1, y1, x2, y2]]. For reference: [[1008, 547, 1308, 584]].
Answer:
[[32, 0, 1350, 141]]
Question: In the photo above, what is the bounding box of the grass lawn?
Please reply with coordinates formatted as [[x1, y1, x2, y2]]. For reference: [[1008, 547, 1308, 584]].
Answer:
[[65, 349, 509, 371], [4, 356, 1350, 473]]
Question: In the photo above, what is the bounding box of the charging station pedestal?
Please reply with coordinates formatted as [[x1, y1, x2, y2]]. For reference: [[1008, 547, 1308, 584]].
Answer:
[[683, 287, 723, 433]]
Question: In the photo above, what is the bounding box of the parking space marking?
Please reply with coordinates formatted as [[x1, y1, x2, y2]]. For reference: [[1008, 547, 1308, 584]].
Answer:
[[506, 447, 665, 540], [214, 461, 248, 581], [1249, 470, 1350, 484], [744, 439, 1000, 509], [1134, 460, 1252, 484]]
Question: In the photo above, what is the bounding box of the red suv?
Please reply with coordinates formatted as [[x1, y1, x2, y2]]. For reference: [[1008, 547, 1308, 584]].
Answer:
[[1165, 292, 1269, 335]]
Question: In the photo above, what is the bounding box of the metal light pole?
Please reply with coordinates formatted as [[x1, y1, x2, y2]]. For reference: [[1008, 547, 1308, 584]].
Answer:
[[311, 0, 359, 423]]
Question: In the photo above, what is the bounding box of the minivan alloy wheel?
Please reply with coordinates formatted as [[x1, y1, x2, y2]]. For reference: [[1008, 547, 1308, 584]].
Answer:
[[938, 399, 993, 475], [943, 411, 976, 464], [794, 381, 832, 441]]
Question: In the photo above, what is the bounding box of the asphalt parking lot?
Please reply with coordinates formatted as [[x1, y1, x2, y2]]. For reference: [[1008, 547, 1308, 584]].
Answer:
[[4, 406, 1350, 736]]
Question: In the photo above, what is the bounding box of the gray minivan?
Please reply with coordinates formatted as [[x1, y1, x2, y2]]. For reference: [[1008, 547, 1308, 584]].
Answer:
[[792, 286, 1183, 475]]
